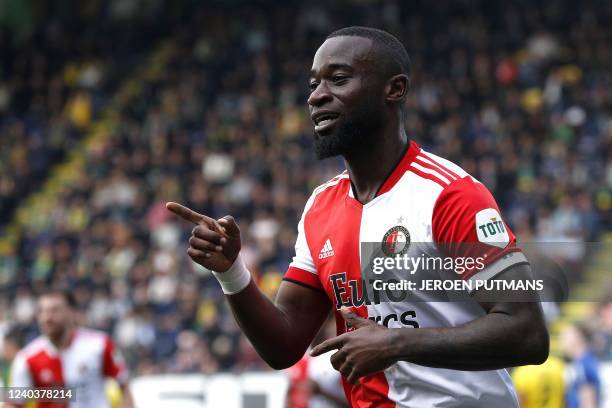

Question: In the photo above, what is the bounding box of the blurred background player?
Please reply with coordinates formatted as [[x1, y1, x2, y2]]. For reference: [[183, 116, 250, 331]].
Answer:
[[560, 322, 601, 408], [594, 295, 612, 361], [286, 318, 347, 408], [6, 290, 133, 408], [512, 354, 565, 408], [594, 295, 612, 406], [306, 351, 347, 407], [1, 325, 26, 387]]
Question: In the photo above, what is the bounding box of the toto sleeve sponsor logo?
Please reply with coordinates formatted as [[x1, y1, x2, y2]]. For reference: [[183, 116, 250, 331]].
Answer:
[[475, 208, 509, 248]]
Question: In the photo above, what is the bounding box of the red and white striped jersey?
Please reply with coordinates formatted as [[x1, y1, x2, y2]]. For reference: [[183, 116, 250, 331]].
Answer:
[[285, 141, 525, 407], [10, 327, 127, 408]]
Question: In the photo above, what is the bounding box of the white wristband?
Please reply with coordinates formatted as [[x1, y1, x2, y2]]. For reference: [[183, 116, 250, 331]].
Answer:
[[211, 254, 251, 295]]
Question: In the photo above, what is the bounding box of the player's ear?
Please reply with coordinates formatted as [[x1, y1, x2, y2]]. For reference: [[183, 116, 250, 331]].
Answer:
[[385, 74, 409, 103]]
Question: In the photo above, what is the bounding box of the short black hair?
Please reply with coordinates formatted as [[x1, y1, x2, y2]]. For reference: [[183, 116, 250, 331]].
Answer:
[[599, 293, 612, 308], [573, 321, 593, 344], [38, 288, 77, 308], [326, 26, 411, 80], [3, 324, 26, 347]]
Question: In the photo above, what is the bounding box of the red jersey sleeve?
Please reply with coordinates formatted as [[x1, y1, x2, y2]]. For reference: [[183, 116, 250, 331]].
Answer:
[[432, 177, 528, 280], [102, 336, 128, 383]]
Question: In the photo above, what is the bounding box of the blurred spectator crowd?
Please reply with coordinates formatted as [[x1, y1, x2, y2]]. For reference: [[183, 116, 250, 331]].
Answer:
[[0, 0, 175, 225], [1, 0, 611, 379]]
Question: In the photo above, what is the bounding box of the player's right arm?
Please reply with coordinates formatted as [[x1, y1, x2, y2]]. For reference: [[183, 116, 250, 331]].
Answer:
[[167, 202, 331, 369], [5, 351, 32, 408], [227, 278, 331, 369]]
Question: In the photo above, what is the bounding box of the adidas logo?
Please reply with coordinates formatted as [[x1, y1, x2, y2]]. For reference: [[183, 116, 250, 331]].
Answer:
[[318, 239, 335, 259]]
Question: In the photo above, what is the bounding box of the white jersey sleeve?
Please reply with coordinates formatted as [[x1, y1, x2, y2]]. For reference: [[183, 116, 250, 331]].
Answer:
[[9, 351, 33, 389], [285, 192, 324, 291], [289, 193, 317, 274]]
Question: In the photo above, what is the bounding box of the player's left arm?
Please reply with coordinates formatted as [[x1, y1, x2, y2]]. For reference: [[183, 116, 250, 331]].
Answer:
[[394, 263, 548, 370], [308, 379, 349, 407], [311, 177, 549, 383], [577, 357, 599, 408], [312, 278, 548, 383], [5, 351, 32, 408], [102, 336, 133, 408], [118, 384, 134, 408], [578, 384, 598, 408]]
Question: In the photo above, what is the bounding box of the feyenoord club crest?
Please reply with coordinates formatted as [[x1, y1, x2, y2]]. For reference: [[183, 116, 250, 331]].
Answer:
[[382, 225, 410, 256]]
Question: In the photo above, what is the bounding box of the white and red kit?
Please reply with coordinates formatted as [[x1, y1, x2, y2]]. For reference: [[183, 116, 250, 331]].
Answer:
[[9, 327, 128, 408], [286, 355, 311, 408], [285, 141, 527, 407], [286, 351, 345, 408], [308, 350, 346, 408]]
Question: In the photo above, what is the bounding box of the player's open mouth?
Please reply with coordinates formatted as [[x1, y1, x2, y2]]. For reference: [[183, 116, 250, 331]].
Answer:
[[313, 112, 340, 133]]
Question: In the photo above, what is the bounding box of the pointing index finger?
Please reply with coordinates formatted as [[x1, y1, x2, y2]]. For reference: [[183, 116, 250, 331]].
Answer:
[[166, 202, 205, 225], [310, 335, 345, 357]]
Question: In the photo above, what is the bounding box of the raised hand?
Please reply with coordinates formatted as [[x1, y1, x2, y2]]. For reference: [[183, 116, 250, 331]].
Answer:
[[166, 202, 241, 272]]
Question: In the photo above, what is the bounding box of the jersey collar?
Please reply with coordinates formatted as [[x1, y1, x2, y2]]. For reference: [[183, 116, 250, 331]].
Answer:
[[43, 328, 77, 354], [347, 140, 420, 201]]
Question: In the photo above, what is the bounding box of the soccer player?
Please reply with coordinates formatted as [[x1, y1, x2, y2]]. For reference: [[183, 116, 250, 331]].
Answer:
[[2, 325, 26, 387], [7, 290, 133, 408], [285, 318, 347, 408], [512, 355, 565, 408], [560, 322, 600, 408], [307, 324, 348, 408], [167, 26, 549, 407]]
